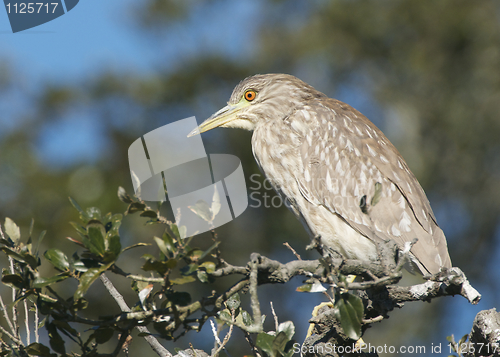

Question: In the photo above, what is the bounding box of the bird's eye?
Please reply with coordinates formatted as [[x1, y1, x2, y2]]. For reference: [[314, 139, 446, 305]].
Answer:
[[244, 90, 256, 102]]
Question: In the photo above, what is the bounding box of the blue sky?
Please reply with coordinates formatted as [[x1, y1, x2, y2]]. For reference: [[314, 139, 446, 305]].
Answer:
[[0, 0, 260, 82], [0, 0, 260, 167], [0, 0, 157, 81]]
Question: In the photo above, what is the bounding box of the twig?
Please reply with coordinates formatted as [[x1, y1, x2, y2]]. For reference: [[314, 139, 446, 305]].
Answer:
[[362, 315, 384, 324], [388, 267, 481, 305], [8, 256, 18, 335], [34, 302, 39, 343], [283, 242, 301, 260], [212, 314, 234, 357], [2, 222, 18, 335], [99, 274, 172, 357], [244, 331, 262, 357], [0, 295, 15, 335], [210, 319, 222, 348], [210, 262, 248, 277], [219, 257, 264, 333], [110, 265, 164, 283], [338, 273, 402, 290], [270, 301, 279, 331], [0, 323, 22, 345], [100, 274, 130, 312], [23, 299, 30, 345], [111, 330, 132, 357]]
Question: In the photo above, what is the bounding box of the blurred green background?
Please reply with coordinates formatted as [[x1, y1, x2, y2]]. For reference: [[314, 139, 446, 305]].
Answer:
[[1, 0, 500, 355]]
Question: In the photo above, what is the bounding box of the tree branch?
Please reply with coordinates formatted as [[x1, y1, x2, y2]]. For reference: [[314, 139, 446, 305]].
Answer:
[[99, 274, 172, 357], [463, 308, 500, 357]]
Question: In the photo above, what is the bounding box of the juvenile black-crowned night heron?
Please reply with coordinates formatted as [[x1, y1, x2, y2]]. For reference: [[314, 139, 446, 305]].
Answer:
[[189, 74, 451, 275]]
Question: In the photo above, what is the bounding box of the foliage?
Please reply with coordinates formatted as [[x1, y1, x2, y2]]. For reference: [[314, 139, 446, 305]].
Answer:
[[2, 187, 484, 356], [0, 189, 301, 356]]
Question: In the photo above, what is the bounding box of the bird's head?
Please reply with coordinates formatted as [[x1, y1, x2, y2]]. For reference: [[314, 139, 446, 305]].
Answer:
[[188, 73, 326, 137]]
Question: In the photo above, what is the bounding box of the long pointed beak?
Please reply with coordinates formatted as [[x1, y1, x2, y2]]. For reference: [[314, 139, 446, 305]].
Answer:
[[188, 103, 243, 137]]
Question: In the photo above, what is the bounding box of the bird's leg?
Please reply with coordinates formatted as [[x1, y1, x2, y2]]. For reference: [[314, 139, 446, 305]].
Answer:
[[305, 234, 322, 253]]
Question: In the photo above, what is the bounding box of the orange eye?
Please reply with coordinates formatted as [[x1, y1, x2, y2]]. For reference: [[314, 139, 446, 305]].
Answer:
[[244, 90, 256, 101]]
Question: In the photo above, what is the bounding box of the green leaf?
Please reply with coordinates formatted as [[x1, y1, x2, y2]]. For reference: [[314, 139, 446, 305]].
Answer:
[[25, 342, 52, 357], [71, 259, 88, 273], [126, 202, 146, 214], [38, 316, 47, 329], [142, 259, 175, 275], [86, 207, 102, 221], [166, 259, 178, 269], [69, 197, 84, 213], [226, 293, 241, 310], [74, 263, 112, 300], [187, 249, 204, 261], [52, 320, 79, 337], [86, 222, 106, 256], [22, 252, 40, 269], [4, 217, 20, 242], [273, 331, 289, 353], [33, 274, 70, 288], [171, 224, 181, 239], [162, 232, 176, 255], [110, 213, 123, 230], [166, 291, 191, 306], [74, 268, 101, 300], [170, 275, 196, 285], [154, 236, 169, 257], [37, 230, 47, 248], [199, 261, 216, 273], [0, 237, 13, 247], [44, 249, 70, 271], [69, 197, 89, 223], [69, 221, 87, 236], [140, 210, 158, 218], [104, 235, 121, 261], [141, 253, 155, 260], [118, 186, 133, 203], [336, 293, 364, 340], [1, 247, 28, 264], [47, 323, 66, 354], [240, 310, 253, 326], [93, 328, 114, 344], [188, 199, 213, 222], [178, 226, 187, 240], [29, 218, 35, 239], [458, 334, 468, 346], [197, 270, 209, 283], [180, 263, 198, 275], [219, 309, 231, 321], [211, 185, 221, 217], [122, 242, 150, 252], [278, 321, 295, 341], [1, 274, 24, 289], [199, 241, 220, 260], [256, 332, 275, 356]]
